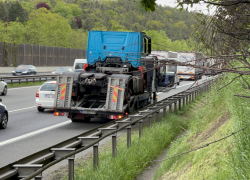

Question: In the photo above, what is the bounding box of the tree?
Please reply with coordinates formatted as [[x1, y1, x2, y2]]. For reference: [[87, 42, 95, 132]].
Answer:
[[36, 2, 50, 10], [25, 8, 72, 47], [0, 1, 6, 21], [8, 2, 26, 23], [20, 1, 35, 13], [75, 16, 82, 29]]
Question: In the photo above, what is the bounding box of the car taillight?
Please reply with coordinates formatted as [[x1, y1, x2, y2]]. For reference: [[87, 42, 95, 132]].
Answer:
[[36, 91, 39, 97], [54, 112, 65, 116]]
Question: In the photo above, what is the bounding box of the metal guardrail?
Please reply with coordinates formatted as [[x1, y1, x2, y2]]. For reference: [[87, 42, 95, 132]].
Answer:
[[0, 77, 214, 180], [0, 74, 57, 84]]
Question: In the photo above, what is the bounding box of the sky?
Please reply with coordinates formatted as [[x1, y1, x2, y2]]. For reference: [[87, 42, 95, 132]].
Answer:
[[155, 0, 216, 15]]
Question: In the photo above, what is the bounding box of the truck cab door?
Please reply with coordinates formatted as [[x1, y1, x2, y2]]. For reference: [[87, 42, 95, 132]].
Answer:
[[157, 63, 178, 92]]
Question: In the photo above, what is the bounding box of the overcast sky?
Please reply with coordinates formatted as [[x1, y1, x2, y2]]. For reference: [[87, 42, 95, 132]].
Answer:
[[155, 0, 216, 14]]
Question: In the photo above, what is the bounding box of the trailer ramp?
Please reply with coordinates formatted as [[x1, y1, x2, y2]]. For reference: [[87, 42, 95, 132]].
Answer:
[[106, 75, 130, 111], [54, 76, 73, 108]]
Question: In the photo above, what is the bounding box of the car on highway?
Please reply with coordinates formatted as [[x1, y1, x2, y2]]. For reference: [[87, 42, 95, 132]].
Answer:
[[0, 79, 7, 96], [0, 98, 8, 129], [36, 81, 56, 112], [12, 65, 37, 75], [51, 67, 73, 75], [73, 59, 87, 72]]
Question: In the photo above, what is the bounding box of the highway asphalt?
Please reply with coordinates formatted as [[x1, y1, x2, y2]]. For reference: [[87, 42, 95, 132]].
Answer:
[[0, 76, 212, 168]]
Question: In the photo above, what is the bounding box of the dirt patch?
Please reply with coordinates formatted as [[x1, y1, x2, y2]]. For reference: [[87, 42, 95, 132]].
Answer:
[[195, 112, 230, 146], [159, 163, 192, 180]]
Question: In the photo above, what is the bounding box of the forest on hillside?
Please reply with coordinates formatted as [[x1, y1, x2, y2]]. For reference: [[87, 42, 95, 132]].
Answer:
[[0, 0, 199, 51]]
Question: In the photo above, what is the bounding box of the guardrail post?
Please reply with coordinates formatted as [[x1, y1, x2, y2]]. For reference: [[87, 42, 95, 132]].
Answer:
[[139, 120, 143, 138], [179, 99, 181, 110], [189, 94, 192, 104], [163, 106, 166, 117], [156, 111, 160, 122], [183, 97, 185, 107], [127, 126, 131, 148], [169, 104, 172, 113], [192, 92, 194, 102], [93, 145, 98, 170], [68, 158, 74, 180], [195, 91, 197, 99], [186, 95, 188, 105], [148, 116, 152, 128], [112, 135, 117, 158], [174, 102, 177, 113], [51, 148, 75, 179]]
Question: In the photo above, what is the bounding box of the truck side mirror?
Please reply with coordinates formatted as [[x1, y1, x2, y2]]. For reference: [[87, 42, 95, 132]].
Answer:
[[0, 98, 2, 102]]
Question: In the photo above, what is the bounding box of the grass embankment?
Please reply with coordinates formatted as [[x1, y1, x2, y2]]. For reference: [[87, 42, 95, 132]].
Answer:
[[46, 85, 214, 180], [154, 73, 250, 180], [8, 81, 46, 88]]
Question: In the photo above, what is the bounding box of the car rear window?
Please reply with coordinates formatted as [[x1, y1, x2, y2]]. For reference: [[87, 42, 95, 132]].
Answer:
[[40, 83, 56, 91]]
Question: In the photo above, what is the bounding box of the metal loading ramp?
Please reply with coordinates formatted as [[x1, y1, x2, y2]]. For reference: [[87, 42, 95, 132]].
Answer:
[[105, 75, 130, 111], [54, 76, 73, 108]]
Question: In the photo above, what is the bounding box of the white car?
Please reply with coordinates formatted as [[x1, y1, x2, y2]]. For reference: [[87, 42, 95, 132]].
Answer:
[[36, 81, 56, 112], [0, 79, 7, 96]]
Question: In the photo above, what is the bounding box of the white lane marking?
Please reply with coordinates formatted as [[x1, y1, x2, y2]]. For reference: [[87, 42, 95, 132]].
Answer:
[[0, 120, 71, 147], [8, 85, 41, 90], [9, 106, 36, 113]]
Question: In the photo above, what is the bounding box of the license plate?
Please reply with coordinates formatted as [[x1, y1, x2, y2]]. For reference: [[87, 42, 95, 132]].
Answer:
[[80, 110, 96, 114], [45, 94, 54, 98]]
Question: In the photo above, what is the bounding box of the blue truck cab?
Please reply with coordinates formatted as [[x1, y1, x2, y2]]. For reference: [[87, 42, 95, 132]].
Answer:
[[86, 30, 151, 70]]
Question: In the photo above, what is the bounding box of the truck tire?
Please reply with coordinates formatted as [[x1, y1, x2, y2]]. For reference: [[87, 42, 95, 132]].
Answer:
[[37, 107, 45, 112], [71, 115, 91, 122]]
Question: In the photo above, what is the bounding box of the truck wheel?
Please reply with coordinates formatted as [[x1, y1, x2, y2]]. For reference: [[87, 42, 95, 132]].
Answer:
[[71, 117, 91, 122], [37, 107, 45, 112]]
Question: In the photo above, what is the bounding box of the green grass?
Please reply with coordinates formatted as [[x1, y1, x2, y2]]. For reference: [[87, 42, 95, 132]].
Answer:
[[7, 81, 46, 88], [73, 111, 189, 180], [45, 91, 210, 180], [153, 73, 250, 180]]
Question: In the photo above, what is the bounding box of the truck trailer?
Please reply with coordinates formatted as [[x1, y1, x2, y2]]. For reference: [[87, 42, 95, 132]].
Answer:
[[176, 51, 204, 80], [53, 31, 177, 122]]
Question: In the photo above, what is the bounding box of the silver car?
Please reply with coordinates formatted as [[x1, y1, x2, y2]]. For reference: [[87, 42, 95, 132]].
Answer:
[[0, 79, 7, 96]]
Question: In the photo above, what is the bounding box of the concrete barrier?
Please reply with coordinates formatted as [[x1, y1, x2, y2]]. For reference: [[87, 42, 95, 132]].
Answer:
[[0, 66, 72, 74]]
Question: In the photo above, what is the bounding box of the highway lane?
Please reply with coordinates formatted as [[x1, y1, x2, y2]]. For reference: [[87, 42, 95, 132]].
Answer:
[[0, 76, 212, 168], [1, 86, 41, 111]]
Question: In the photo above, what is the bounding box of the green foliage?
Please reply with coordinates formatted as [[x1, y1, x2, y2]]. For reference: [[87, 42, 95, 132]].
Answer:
[[143, 30, 196, 51], [3, 41, 8, 66], [0, 0, 199, 51], [0, 1, 6, 20], [25, 8, 72, 47], [8, 1, 27, 23], [20, 1, 35, 13]]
